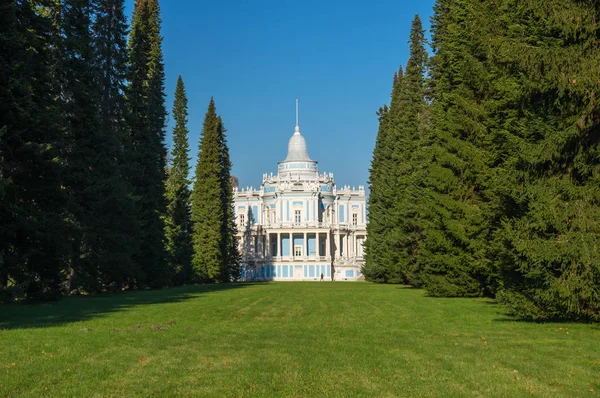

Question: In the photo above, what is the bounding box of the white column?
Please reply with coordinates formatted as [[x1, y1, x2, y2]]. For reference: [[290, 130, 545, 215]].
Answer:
[[344, 234, 348, 258], [266, 234, 270, 257], [303, 232, 307, 257], [277, 232, 281, 258], [289, 233, 293, 259], [345, 201, 348, 225], [335, 231, 340, 259], [353, 234, 357, 258], [326, 232, 331, 258], [317, 233, 321, 257]]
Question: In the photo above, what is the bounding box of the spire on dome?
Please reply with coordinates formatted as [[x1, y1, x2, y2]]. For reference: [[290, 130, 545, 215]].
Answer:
[[294, 98, 300, 134], [282, 98, 312, 162]]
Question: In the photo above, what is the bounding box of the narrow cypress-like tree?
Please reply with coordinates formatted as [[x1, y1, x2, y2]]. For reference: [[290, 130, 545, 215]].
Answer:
[[387, 15, 429, 285], [363, 68, 404, 282], [365, 17, 430, 284], [217, 116, 241, 282], [191, 99, 224, 282], [165, 76, 194, 285], [127, 0, 169, 287]]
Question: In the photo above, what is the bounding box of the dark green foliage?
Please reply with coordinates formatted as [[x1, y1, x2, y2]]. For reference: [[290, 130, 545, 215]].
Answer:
[[217, 117, 241, 282], [363, 71, 402, 283], [388, 15, 429, 285], [165, 76, 194, 285], [127, 0, 169, 287], [60, 0, 105, 291], [416, 0, 495, 297], [1, 0, 173, 299], [0, 0, 13, 288], [89, 0, 139, 290], [364, 15, 429, 285], [191, 99, 223, 281], [488, 0, 600, 321], [367, 0, 600, 320], [1, 1, 69, 300], [61, 0, 140, 293], [191, 99, 239, 283]]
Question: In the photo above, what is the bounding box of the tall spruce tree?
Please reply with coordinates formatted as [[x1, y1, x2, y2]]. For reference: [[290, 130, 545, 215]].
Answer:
[[488, 0, 600, 320], [165, 76, 194, 285], [363, 68, 404, 282], [1, 0, 68, 299], [387, 15, 429, 285], [127, 0, 169, 287], [364, 16, 430, 284], [0, 0, 14, 289], [217, 116, 241, 282], [417, 0, 496, 297], [90, 0, 139, 289], [61, 0, 106, 291], [191, 99, 224, 282]]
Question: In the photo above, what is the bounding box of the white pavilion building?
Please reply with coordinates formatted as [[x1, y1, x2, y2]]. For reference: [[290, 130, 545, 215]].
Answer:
[[234, 107, 367, 281]]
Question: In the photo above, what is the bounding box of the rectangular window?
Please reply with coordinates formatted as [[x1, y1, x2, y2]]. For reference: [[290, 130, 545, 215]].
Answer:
[[295, 210, 301, 225], [239, 214, 245, 226], [283, 265, 288, 278], [294, 245, 302, 257], [352, 213, 358, 226]]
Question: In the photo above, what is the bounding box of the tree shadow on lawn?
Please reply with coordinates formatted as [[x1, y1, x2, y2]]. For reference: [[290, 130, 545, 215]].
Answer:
[[0, 283, 261, 330]]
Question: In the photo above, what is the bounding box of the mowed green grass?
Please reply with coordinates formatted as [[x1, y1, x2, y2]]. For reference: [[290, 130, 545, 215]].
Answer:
[[1, 283, 599, 397]]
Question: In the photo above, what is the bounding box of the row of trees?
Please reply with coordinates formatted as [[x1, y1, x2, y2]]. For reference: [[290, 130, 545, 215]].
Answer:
[[364, 1, 600, 321], [0, 0, 239, 301]]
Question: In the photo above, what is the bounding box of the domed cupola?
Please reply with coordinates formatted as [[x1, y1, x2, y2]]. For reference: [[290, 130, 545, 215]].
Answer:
[[277, 100, 318, 181], [284, 125, 312, 162]]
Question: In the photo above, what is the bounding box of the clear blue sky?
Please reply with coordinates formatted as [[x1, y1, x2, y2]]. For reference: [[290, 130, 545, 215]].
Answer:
[[125, 0, 435, 190]]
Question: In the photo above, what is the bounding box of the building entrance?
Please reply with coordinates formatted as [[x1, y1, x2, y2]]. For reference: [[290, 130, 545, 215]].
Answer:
[[294, 265, 303, 280]]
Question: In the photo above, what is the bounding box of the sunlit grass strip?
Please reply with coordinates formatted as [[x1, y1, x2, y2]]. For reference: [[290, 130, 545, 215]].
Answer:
[[1, 283, 599, 397]]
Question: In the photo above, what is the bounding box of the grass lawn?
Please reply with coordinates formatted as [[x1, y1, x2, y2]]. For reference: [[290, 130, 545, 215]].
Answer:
[[1, 282, 599, 397]]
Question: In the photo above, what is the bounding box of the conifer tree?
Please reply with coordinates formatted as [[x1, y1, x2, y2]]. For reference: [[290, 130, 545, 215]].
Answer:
[[90, 0, 139, 289], [363, 68, 404, 282], [488, 0, 600, 320], [1, 0, 68, 299], [417, 0, 495, 297], [0, 0, 14, 289], [387, 15, 429, 285], [165, 76, 194, 285], [127, 0, 169, 287], [217, 116, 241, 282], [191, 99, 224, 282], [61, 0, 111, 292], [365, 16, 429, 284]]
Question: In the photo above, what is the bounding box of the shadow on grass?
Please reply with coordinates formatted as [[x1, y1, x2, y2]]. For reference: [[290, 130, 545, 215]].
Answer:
[[0, 283, 260, 330]]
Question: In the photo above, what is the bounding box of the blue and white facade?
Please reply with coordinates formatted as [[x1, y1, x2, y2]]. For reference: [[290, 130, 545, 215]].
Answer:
[[234, 120, 367, 281]]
